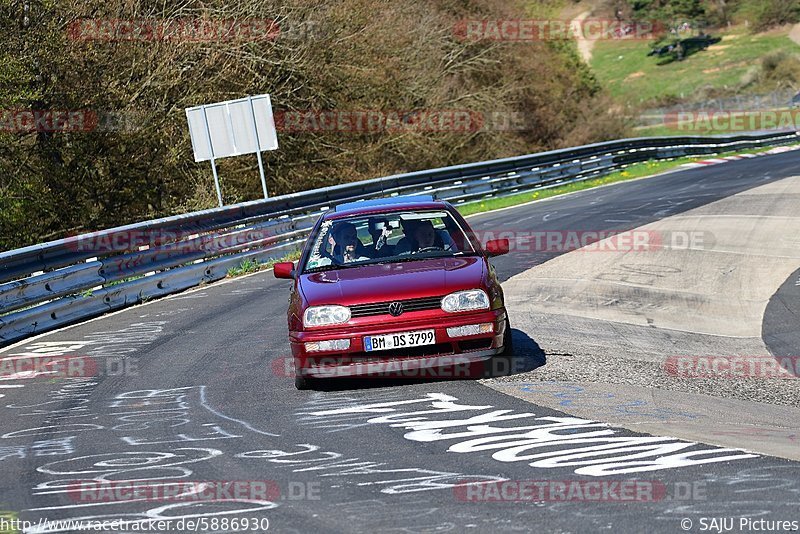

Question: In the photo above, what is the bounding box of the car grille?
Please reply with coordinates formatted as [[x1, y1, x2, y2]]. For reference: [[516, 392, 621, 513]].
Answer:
[[458, 338, 493, 352], [348, 343, 455, 361], [349, 295, 443, 318]]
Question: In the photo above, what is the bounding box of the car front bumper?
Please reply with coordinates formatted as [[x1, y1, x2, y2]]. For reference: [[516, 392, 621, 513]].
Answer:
[[289, 308, 508, 379]]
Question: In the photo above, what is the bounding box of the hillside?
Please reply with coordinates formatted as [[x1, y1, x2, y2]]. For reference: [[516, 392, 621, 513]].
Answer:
[[582, 0, 800, 135], [592, 26, 800, 106], [0, 0, 627, 251]]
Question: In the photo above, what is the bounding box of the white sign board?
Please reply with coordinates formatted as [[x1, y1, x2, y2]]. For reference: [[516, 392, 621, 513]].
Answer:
[[186, 94, 278, 163]]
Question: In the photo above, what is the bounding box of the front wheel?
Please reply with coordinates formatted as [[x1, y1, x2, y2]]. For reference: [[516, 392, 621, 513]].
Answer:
[[489, 319, 515, 377], [502, 318, 514, 357], [295, 374, 316, 390]]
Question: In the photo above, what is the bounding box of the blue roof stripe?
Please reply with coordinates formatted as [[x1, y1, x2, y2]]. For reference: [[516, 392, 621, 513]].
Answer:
[[334, 195, 436, 212]]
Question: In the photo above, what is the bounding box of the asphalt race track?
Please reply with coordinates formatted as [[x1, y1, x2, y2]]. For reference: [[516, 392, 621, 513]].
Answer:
[[1, 150, 799, 533]]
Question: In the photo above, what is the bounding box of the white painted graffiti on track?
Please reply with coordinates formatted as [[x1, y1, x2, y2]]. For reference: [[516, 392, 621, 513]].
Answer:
[[299, 392, 759, 476], [237, 443, 505, 495], [295, 390, 414, 433], [16, 384, 284, 533], [13, 385, 506, 532], [0, 322, 168, 396], [0, 436, 76, 461]]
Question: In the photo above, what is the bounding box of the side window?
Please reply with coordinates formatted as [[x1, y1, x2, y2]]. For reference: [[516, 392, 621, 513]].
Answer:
[[305, 220, 334, 270], [443, 216, 469, 252]]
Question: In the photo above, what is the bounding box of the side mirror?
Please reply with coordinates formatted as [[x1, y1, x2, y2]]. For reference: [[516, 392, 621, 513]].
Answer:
[[484, 238, 510, 257], [273, 262, 295, 279]]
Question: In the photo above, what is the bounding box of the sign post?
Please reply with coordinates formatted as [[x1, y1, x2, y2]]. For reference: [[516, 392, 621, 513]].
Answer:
[[185, 94, 278, 207], [248, 95, 269, 198], [200, 106, 224, 207]]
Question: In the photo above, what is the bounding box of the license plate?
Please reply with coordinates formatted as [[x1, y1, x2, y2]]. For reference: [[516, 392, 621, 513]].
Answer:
[[364, 330, 435, 352]]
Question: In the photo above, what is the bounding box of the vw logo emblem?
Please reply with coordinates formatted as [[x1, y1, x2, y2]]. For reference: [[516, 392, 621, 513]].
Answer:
[[388, 302, 404, 316]]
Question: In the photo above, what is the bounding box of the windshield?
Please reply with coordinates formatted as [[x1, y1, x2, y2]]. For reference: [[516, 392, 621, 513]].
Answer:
[[303, 210, 476, 272]]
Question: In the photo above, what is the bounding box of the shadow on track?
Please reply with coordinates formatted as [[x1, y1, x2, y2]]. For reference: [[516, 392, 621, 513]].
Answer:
[[310, 329, 546, 391], [763, 266, 800, 377]]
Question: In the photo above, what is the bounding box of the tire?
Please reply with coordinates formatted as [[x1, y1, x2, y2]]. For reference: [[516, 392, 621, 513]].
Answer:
[[295, 374, 315, 390], [490, 318, 514, 377], [502, 318, 514, 357]]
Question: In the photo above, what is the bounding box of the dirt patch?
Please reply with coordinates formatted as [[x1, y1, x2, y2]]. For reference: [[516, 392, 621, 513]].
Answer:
[[625, 71, 645, 80], [790, 23, 800, 46], [573, 11, 595, 63], [720, 60, 749, 69], [760, 23, 796, 38]]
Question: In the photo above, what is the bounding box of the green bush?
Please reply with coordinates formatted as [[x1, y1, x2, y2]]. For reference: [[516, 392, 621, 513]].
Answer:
[[738, 50, 800, 90], [619, 0, 800, 30], [743, 0, 800, 32]]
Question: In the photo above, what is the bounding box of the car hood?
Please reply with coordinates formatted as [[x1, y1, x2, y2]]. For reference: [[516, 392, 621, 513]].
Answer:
[[299, 256, 485, 306]]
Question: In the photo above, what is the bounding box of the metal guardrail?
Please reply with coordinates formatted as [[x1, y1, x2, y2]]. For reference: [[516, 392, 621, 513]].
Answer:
[[1, 130, 797, 346]]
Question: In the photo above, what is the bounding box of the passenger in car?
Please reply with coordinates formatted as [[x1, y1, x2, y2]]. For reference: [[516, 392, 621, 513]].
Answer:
[[330, 222, 372, 263]]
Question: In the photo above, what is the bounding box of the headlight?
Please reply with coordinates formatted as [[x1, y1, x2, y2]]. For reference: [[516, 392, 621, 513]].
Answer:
[[441, 289, 490, 313], [303, 305, 351, 327]]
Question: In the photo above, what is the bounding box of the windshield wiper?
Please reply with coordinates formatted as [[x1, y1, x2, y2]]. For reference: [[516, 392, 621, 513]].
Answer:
[[305, 251, 478, 272], [303, 262, 363, 273], [371, 253, 462, 265]]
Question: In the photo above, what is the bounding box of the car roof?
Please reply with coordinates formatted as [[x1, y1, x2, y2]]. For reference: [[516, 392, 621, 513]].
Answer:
[[326, 195, 453, 219]]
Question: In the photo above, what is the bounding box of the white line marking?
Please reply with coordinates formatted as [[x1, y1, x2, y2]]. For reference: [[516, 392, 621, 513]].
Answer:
[[199, 385, 280, 437]]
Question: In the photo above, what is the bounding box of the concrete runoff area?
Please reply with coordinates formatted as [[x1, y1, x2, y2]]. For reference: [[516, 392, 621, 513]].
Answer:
[[489, 175, 800, 460]]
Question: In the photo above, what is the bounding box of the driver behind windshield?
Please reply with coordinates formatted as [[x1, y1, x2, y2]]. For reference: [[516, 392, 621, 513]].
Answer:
[[395, 219, 449, 254], [414, 220, 438, 249]]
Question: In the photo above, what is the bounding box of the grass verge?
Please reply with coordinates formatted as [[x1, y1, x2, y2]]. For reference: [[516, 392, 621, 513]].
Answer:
[[226, 252, 301, 278]]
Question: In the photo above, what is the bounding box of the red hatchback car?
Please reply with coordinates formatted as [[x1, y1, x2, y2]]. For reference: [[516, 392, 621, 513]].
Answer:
[[274, 195, 512, 389]]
